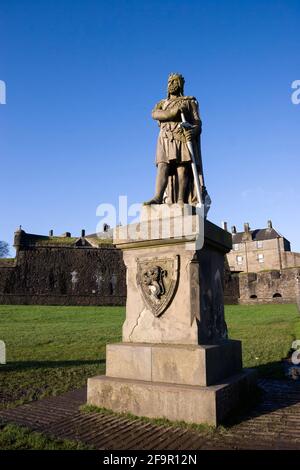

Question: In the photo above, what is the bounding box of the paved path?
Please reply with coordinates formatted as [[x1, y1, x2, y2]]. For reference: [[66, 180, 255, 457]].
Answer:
[[1, 380, 300, 450]]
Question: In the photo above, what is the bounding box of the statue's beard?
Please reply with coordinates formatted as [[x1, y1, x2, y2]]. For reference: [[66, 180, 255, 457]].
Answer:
[[168, 84, 180, 95]]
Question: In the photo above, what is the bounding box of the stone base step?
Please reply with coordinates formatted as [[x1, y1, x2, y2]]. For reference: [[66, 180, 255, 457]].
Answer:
[[87, 369, 256, 426], [106, 340, 242, 387]]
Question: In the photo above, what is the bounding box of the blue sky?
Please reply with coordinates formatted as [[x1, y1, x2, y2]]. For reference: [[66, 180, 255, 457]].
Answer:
[[1, 0, 300, 253]]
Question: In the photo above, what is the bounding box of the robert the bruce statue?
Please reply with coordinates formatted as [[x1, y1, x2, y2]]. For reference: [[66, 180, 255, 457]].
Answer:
[[145, 73, 210, 212]]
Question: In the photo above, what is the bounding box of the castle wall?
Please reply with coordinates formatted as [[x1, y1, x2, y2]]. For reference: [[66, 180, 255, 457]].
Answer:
[[223, 269, 240, 305], [0, 245, 126, 306], [224, 268, 300, 305], [1, 244, 299, 307], [281, 251, 300, 269]]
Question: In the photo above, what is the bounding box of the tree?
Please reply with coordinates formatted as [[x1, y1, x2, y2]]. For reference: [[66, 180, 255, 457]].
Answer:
[[0, 241, 10, 258]]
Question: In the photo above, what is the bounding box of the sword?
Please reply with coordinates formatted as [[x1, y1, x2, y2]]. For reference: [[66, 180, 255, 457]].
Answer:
[[181, 112, 211, 214]]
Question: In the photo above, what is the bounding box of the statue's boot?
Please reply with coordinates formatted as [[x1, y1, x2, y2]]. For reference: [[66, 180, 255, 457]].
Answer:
[[143, 163, 169, 205], [143, 197, 162, 205]]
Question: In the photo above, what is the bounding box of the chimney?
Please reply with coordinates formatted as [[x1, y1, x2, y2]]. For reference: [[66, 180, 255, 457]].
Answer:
[[231, 225, 237, 234], [103, 223, 110, 233], [81, 229, 85, 238], [63, 232, 71, 238], [242, 222, 252, 241], [267, 220, 273, 230], [222, 221, 228, 231], [49, 230, 53, 237], [244, 222, 250, 233]]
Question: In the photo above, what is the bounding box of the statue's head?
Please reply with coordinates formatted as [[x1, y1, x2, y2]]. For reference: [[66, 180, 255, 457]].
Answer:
[[167, 73, 185, 97]]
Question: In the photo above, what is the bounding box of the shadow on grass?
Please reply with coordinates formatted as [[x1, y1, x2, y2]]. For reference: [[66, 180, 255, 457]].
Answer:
[[253, 360, 286, 379], [1, 359, 105, 371]]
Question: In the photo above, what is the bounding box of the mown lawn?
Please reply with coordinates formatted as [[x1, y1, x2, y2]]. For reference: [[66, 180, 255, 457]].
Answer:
[[0, 423, 91, 450], [226, 304, 300, 377], [0, 305, 124, 410], [0, 303, 299, 450], [0, 303, 299, 411]]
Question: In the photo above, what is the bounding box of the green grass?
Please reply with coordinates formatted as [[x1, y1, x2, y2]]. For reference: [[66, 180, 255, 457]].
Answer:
[[34, 236, 113, 247], [0, 303, 299, 412], [226, 304, 300, 377], [0, 423, 91, 450], [35, 237, 79, 246], [0, 258, 15, 266], [0, 303, 299, 449], [0, 305, 124, 409]]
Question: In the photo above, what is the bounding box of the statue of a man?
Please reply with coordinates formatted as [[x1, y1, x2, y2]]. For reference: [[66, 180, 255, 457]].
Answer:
[[145, 73, 208, 207]]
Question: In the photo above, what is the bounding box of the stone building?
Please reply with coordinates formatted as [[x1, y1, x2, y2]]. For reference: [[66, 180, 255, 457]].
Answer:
[[225, 221, 300, 305], [227, 220, 300, 273], [0, 227, 126, 306]]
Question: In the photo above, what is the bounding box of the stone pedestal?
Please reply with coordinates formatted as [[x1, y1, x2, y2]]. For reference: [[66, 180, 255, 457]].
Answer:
[[87, 205, 256, 426]]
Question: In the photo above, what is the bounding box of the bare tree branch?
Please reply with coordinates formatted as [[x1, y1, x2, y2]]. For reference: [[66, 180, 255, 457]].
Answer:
[[0, 241, 10, 258]]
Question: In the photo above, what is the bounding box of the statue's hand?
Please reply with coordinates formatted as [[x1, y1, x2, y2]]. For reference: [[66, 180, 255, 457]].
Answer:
[[184, 129, 193, 141], [168, 105, 181, 119], [183, 127, 197, 141]]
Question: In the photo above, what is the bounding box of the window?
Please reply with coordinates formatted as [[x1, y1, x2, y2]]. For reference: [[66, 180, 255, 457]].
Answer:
[[233, 243, 239, 251], [236, 255, 243, 265], [257, 253, 264, 263], [256, 241, 263, 249]]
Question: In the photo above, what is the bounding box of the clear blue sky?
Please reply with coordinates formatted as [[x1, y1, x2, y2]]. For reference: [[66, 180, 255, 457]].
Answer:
[[1, 0, 300, 254]]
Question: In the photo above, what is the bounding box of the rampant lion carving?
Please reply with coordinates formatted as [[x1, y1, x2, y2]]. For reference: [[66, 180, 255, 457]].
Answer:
[[136, 256, 179, 317], [142, 266, 166, 304]]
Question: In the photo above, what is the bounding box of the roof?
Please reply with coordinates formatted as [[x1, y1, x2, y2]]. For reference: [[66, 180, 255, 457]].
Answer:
[[232, 227, 286, 244], [87, 229, 114, 239], [0, 258, 16, 267], [15, 231, 113, 249], [35, 236, 113, 248]]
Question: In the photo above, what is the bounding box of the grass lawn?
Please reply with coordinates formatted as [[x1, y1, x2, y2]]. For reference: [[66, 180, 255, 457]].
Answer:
[[0, 423, 91, 450], [0, 305, 124, 410], [226, 304, 300, 377], [0, 303, 299, 412], [0, 303, 299, 449]]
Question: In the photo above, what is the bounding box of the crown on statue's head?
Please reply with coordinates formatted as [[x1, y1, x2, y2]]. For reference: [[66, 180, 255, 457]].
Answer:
[[167, 73, 185, 97], [168, 73, 185, 87]]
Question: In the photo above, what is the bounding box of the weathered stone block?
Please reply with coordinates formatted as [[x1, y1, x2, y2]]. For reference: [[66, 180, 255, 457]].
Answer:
[[106, 343, 152, 382], [106, 340, 242, 386], [114, 215, 231, 345], [87, 369, 256, 427]]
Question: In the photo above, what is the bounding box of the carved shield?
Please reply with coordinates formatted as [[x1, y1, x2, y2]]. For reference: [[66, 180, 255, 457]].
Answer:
[[136, 255, 179, 317]]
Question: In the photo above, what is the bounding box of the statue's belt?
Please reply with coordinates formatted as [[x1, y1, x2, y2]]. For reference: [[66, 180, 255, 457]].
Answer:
[[160, 130, 187, 143]]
